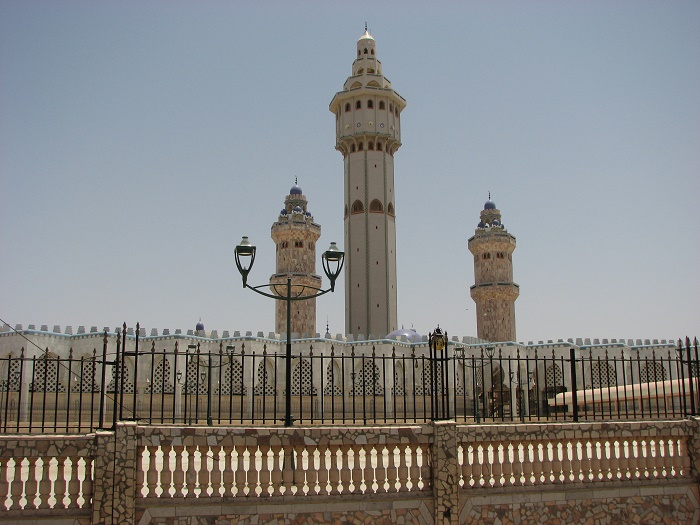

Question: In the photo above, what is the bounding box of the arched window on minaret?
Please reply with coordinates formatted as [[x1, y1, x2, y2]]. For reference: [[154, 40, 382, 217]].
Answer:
[[367, 100, 373, 109], [370, 199, 383, 213], [368, 141, 374, 150], [356, 100, 362, 110], [379, 101, 385, 110], [351, 200, 364, 214], [358, 142, 363, 151], [344, 205, 348, 218], [357, 68, 364, 74], [371, 49, 374, 55], [376, 142, 382, 150], [351, 144, 356, 153], [387, 202, 395, 216], [364, 48, 368, 54], [345, 103, 351, 112]]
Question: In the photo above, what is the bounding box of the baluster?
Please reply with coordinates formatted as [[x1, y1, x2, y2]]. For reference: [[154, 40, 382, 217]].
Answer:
[[500, 442, 512, 487], [53, 457, 67, 508], [81, 458, 94, 507], [316, 444, 329, 495], [471, 443, 483, 487], [322, 445, 338, 495], [67, 457, 81, 508], [210, 446, 222, 497], [300, 448, 311, 495], [369, 446, 380, 493], [341, 444, 354, 494], [278, 444, 293, 496], [677, 437, 691, 478], [375, 445, 387, 492], [639, 439, 650, 479], [335, 447, 346, 494], [390, 445, 401, 492], [523, 441, 536, 486], [160, 446, 174, 497], [172, 446, 185, 498], [485, 444, 496, 487], [405, 445, 417, 491], [143, 446, 158, 497], [420, 443, 432, 490], [246, 446, 259, 496], [396, 445, 409, 492], [0, 458, 8, 510], [569, 439, 581, 483], [310, 448, 322, 495], [24, 457, 38, 509], [342, 444, 362, 493], [267, 445, 282, 497], [182, 447, 196, 497], [256, 443, 270, 496], [553, 441, 566, 483], [511, 442, 523, 486], [648, 438, 661, 479], [657, 439, 667, 478], [531, 442, 543, 485], [591, 440, 604, 481], [617, 439, 630, 480], [221, 446, 235, 497], [462, 444, 474, 488], [201, 446, 211, 496], [360, 446, 372, 493], [38, 456, 52, 509], [8, 458, 24, 510], [541, 442, 553, 484]]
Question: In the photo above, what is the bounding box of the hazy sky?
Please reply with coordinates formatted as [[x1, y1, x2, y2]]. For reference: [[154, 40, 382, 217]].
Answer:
[[1, 1, 698, 344]]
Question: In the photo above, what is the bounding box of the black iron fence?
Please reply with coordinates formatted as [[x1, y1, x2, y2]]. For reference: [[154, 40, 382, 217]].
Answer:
[[0, 327, 698, 434]]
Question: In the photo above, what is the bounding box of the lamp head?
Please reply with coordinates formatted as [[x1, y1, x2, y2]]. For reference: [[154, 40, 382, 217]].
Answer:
[[235, 236, 257, 287], [322, 242, 345, 291], [431, 326, 446, 351]]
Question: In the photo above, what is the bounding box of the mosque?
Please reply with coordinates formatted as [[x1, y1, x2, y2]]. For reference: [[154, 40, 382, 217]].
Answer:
[[0, 29, 677, 390]]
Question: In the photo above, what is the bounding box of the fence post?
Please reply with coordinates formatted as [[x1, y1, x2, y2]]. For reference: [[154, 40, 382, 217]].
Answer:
[[569, 348, 579, 423], [432, 420, 459, 525]]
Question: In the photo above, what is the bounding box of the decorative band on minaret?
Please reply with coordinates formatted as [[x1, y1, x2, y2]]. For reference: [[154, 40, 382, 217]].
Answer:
[[270, 183, 321, 337], [468, 198, 519, 342], [329, 28, 406, 338]]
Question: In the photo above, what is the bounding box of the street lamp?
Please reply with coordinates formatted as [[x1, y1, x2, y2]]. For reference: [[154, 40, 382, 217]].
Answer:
[[428, 326, 448, 421], [235, 236, 344, 426]]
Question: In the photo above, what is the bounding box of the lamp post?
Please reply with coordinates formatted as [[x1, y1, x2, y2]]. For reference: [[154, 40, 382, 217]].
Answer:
[[235, 236, 344, 427], [428, 326, 448, 421]]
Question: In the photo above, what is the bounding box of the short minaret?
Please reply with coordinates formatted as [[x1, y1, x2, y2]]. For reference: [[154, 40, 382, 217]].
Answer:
[[468, 198, 519, 342], [329, 28, 406, 338], [270, 183, 322, 338]]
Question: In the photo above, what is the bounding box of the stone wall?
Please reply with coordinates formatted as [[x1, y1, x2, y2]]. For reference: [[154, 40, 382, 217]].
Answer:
[[0, 419, 698, 524]]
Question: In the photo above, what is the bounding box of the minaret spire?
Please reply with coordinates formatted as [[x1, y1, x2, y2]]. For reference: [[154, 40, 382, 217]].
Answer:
[[330, 30, 406, 338]]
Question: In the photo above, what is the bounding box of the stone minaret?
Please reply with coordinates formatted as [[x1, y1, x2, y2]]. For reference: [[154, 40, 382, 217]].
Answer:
[[329, 28, 405, 338], [468, 198, 519, 342], [270, 183, 322, 338]]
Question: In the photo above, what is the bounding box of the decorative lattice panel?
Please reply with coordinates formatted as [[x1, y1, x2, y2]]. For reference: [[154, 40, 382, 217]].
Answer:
[[392, 367, 405, 396], [351, 360, 384, 396], [591, 361, 617, 388], [545, 364, 563, 388], [107, 362, 135, 394], [70, 357, 100, 393], [291, 359, 316, 395], [145, 358, 174, 394], [30, 356, 65, 393], [323, 361, 342, 396], [640, 362, 667, 383], [253, 360, 275, 395], [0, 358, 21, 392], [183, 359, 208, 395], [415, 362, 443, 396], [217, 358, 246, 395]]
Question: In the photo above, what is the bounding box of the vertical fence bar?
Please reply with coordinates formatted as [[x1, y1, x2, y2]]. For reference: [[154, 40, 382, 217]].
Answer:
[[99, 332, 108, 429], [686, 337, 696, 416], [569, 348, 579, 423]]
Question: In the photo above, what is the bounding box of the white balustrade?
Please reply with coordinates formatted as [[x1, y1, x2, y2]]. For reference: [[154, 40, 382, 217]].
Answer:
[[138, 439, 430, 499]]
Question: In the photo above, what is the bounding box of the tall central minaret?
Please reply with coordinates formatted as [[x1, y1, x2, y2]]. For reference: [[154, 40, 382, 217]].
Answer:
[[329, 28, 406, 338]]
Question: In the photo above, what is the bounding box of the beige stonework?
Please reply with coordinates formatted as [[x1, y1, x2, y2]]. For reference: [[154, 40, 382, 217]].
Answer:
[[329, 29, 405, 339], [468, 201, 519, 342], [270, 186, 322, 337]]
